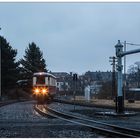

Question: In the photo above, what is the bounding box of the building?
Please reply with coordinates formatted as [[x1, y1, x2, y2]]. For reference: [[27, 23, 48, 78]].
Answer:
[[85, 71, 112, 82], [90, 81, 102, 94], [51, 72, 70, 91]]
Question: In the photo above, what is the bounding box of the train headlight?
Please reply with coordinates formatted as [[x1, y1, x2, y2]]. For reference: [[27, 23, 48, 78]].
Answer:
[[35, 88, 39, 94], [42, 88, 47, 94]]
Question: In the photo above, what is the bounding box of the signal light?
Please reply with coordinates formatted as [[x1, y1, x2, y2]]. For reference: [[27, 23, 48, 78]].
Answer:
[[73, 73, 78, 81]]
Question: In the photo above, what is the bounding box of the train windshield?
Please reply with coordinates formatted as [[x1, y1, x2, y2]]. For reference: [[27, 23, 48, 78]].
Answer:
[[36, 76, 45, 84]]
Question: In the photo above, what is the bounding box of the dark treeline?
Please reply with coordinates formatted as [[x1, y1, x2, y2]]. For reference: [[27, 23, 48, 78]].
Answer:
[[0, 35, 47, 99], [127, 62, 140, 88]]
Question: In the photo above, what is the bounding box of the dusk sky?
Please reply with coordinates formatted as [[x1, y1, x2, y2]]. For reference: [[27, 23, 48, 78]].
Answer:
[[0, 3, 140, 74]]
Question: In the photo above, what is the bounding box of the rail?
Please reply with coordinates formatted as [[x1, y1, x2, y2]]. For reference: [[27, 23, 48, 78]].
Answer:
[[35, 104, 140, 138]]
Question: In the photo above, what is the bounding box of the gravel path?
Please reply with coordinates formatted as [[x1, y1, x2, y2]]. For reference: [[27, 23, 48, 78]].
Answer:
[[0, 101, 99, 138]]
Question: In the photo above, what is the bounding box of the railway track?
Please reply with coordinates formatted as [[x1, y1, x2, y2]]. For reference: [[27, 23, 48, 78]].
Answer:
[[34, 104, 140, 138]]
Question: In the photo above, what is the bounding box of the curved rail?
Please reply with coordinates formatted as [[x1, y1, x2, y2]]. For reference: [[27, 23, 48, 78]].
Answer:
[[35, 104, 140, 138]]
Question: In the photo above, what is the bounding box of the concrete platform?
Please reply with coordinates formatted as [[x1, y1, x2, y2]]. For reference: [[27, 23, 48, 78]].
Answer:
[[95, 111, 137, 117]]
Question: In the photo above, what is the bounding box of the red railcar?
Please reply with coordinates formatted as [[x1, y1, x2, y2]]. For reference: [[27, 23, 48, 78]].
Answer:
[[32, 72, 56, 103]]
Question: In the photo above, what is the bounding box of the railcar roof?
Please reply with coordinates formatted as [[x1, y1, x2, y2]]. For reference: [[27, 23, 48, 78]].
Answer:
[[33, 72, 56, 78], [129, 88, 140, 92]]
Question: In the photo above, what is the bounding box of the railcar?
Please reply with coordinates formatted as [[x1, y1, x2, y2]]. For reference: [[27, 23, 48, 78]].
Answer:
[[32, 72, 56, 103]]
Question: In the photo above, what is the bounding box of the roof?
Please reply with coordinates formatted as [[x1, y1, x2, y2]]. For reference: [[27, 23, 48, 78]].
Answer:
[[129, 88, 140, 92], [51, 72, 69, 78], [33, 72, 56, 78], [16, 79, 28, 83]]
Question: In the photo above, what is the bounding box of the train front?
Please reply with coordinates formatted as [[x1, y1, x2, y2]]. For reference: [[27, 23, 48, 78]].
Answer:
[[32, 72, 56, 103]]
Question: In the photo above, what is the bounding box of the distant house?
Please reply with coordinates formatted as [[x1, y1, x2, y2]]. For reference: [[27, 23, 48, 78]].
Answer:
[[85, 71, 112, 82], [56, 78, 69, 91], [51, 72, 69, 78], [90, 81, 102, 94], [51, 72, 70, 91], [84, 82, 102, 95]]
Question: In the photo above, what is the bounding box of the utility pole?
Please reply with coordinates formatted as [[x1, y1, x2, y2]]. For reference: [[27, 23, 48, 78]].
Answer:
[[73, 73, 78, 110], [109, 56, 117, 112], [123, 41, 126, 106], [109, 56, 117, 99]]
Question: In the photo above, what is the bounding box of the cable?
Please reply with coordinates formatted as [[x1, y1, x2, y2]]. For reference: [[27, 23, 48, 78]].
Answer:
[[126, 42, 140, 46], [121, 42, 140, 46]]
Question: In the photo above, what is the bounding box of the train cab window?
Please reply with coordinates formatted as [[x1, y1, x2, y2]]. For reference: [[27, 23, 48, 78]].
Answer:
[[36, 76, 45, 84]]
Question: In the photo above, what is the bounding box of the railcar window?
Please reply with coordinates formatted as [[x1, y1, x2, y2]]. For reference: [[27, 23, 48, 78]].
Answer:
[[50, 77, 52, 86], [36, 76, 45, 84]]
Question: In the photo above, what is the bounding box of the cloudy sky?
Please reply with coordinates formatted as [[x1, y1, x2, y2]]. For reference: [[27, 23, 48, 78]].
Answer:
[[0, 3, 140, 74]]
